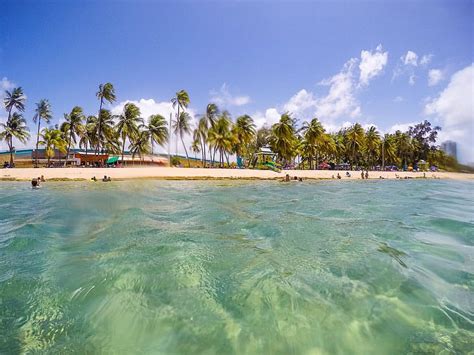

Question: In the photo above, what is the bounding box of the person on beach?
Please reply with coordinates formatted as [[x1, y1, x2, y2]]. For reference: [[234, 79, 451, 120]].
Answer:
[[337, 173, 341, 179], [365, 171, 369, 179], [346, 172, 351, 178], [361, 171, 364, 179], [284, 174, 290, 182]]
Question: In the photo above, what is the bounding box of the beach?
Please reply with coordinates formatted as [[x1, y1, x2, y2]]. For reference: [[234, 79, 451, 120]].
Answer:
[[1, 167, 473, 181]]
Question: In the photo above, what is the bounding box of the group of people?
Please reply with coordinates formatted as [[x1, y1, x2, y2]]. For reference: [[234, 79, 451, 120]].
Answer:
[[91, 175, 112, 182], [31, 175, 45, 188], [283, 174, 303, 182]]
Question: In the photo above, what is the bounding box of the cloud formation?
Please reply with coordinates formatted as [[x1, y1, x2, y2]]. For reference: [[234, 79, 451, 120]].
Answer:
[[359, 44, 388, 86], [210, 83, 250, 107], [424, 64, 474, 162], [428, 69, 443, 86], [402, 51, 418, 66]]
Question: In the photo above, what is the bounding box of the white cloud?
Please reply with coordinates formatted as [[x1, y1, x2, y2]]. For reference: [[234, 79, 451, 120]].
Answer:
[[420, 54, 433, 66], [210, 83, 250, 107], [393, 96, 404, 103], [402, 51, 418, 66], [253, 108, 281, 128], [428, 69, 443, 86], [359, 44, 388, 86], [387, 122, 417, 133], [111, 98, 197, 156], [409, 74, 416, 86], [424, 64, 474, 162], [1, 77, 15, 91]]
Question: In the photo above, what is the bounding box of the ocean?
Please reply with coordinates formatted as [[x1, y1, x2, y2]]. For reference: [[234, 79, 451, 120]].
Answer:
[[0, 179, 473, 354]]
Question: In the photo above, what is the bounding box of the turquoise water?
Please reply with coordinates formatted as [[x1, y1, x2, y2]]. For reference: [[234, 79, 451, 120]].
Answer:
[[0, 180, 473, 354]]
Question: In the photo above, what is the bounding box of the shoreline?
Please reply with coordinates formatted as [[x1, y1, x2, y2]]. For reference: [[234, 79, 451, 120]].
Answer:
[[1, 167, 473, 182]]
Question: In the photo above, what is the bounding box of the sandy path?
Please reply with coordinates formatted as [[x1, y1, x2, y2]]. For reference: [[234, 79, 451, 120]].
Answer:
[[1, 167, 473, 181]]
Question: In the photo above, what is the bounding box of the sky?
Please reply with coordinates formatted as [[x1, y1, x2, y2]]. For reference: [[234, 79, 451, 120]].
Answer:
[[1, 0, 473, 162]]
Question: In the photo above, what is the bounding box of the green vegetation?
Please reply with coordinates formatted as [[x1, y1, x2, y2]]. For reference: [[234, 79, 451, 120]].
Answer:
[[0, 84, 467, 171]]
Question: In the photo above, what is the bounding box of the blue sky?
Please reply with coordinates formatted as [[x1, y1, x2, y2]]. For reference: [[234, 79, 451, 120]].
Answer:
[[1, 0, 473, 161]]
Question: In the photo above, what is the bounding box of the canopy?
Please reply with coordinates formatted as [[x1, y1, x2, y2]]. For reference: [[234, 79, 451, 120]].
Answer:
[[106, 156, 119, 164]]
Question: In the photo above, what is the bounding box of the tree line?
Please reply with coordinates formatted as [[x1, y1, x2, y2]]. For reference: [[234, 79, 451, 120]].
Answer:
[[1, 83, 458, 170]]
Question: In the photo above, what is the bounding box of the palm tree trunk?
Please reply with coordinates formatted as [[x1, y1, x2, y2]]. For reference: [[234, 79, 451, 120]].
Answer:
[[96, 99, 103, 155], [65, 131, 72, 167], [121, 136, 126, 167], [8, 138, 13, 167], [35, 118, 41, 168], [180, 135, 190, 167]]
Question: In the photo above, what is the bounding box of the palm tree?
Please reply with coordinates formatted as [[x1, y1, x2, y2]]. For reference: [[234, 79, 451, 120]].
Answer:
[[345, 123, 365, 169], [301, 118, 325, 169], [233, 115, 256, 164], [129, 130, 150, 164], [61, 106, 85, 166], [208, 112, 233, 167], [115, 103, 142, 164], [269, 113, 297, 165], [194, 117, 208, 167], [38, 128, 66, 167], [381, 133, 397, 169], [3, 87, 26, 121], [365, 126, 381, 169], [191, 138, 201, 162], [147, 114, 168, 155], [395, 131, 413, 169], [97, 109, 120, 154], [95, 83, 116, 154], [79, 115, 98, 154], [32, 99, 53, 167], [171, 90, 190, 156], [0, 112, 30, 166], [172, 111, 192, 167]]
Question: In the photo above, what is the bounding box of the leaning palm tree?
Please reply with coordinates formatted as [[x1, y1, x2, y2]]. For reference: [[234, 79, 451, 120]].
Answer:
[[172, 111, 192, 167], [32, 99, 53, 167], [129, 130, 151, 164], [38, 128, 67, 167], [146, 114, 168, 155], [61, 106, 85, 166], [193, 117, 209, 166], [207, 113, 233, 167], [3, 87, 26, 121], [95, 83, 116, 154], [171, 90, 190, 155], [115, 103, 142, 164], [0, 112, 30, 166]]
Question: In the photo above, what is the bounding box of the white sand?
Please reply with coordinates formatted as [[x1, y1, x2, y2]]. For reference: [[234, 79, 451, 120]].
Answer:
[[1, 167, 473, 181]]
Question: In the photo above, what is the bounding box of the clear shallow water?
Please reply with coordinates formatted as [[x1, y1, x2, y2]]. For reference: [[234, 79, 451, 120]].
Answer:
[[0, 179, 473, 354]]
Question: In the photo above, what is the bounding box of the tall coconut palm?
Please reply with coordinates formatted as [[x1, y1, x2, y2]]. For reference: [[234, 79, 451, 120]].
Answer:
[[32, 99, 53, 167], [269, 113, 297, 165], [97, 109, 120, 154], [95, 83, 116, 154], [395, 131, 413, 169], [115, 103, 142, 164], [3, 87, 26, 121], [381, 133, 397, 169], [129, 130, 150, 164], [301, 118, 325, 169], [365, 126, 381, 169], [233, 115, 256, 163], [38, 128, 66, 167], [172, 111, 192, 167], [208, 113, 233, 167], [193, 117, 208, 166], [191, 138, 201, 161], [345, 123, 365, 169], [204, 103, 219, 166], [147, 114, 168, 155], [171, 90, 190, 156], [79, 115, 98, 154], [0, 112, 30, 166], [61, 106, 85, 166]]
